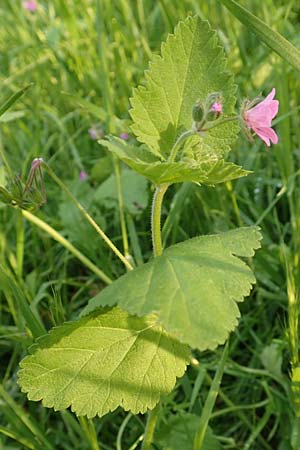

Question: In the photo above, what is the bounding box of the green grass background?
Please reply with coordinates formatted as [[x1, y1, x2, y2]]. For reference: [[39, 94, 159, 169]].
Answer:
[[0, 0, 300, 449]]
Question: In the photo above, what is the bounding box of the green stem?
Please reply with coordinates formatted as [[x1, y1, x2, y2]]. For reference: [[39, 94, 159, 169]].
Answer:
[[193, 342, 229, 450], [96, 0, 130, 264], [225, 181, 242, 227], [142, 130, 197, 448], [168, 130, 193, 162], [42, 162, 133, 271], [143, 129, 197, 448], [16, 210, 24, 279], [141, 405, 160, 450], [292, 416, 300, 450], [151, 184, 169, 257], [151, 130, 197, 256], [200, 115, 239, 132], [114, 157, 129, 258], [22, 210, 112, 285], [0, 135, 13, 179], [78, 417, 100, 450], [116, 413, 132, 450]]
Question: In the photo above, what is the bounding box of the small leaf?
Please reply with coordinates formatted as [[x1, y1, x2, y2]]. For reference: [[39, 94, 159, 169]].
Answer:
[[260, 342, 283, 378], [90, 156, 113, 183], [100, 137, 250, 185], [130, 15, 238, 159], [83, 227, 262, 350], [156, 413, 222, 450], [18, 307, 190, 418]]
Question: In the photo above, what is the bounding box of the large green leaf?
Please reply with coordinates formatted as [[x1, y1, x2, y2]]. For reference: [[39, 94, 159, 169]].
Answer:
[[83, 227, 261, 350], [130, 15, 239, 160], [156, 413, 222, 450], [18, 307, 190, 418], [100, 137, 250, 185]]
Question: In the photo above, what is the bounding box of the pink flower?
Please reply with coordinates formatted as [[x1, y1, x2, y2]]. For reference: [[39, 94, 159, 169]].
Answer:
[[243, 88, 279, 147], [88, 127, 98, 140], [88, 125, 104, 140], [211, 102, 222, 113], [79, 171, 88, 181], [23, 0, 37, 11], [120, 132, 129, 140]]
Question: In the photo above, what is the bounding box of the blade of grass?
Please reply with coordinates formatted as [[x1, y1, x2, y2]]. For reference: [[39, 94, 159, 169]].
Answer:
[[0, 84, 32, 118], [22, 209, 113, 285], [219, 0, 300, 70], [0, 385, 55, 450], [193, 342, 229, 450], [0, 268, 45, 339]]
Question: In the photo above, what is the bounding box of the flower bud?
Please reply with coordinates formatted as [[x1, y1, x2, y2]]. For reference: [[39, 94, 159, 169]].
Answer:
[[192, 101, 204, 123], [205, 92, 223, 121]]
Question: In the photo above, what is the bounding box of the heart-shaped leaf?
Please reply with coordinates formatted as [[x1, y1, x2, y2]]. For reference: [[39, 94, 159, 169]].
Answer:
[[82, 227, 262, 350], [18, 307, 190, 418]]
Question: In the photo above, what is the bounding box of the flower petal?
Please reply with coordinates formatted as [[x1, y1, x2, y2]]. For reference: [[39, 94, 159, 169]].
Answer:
[[253, 126, 278, 146], [244, 88, 279, 145]]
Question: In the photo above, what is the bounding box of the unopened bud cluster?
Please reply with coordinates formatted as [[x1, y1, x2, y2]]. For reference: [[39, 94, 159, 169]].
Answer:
[[192, 92, 223, 132]]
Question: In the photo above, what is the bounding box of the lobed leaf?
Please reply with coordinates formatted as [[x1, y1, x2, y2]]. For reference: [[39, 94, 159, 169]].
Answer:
[[83, 227, 262, 350], [18, 307, 190, 418], [100, 137, 250, 185], [130, 15, 239, 159]]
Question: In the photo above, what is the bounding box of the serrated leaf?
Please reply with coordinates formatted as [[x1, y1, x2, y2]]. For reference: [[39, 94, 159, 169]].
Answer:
[[130, 15, 239, 159], [18, 307, 190, 418], [156, 413, 222, 450], [100, 137, 250, 185], [82, 227, 262, 350]]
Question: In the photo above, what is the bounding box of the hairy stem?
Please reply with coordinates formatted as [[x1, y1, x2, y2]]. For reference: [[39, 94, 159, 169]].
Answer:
[[114, 157, 130, 259], [168, 130, 193, 162], [151, 184, 169, 257], [200, 115, 239, 132]]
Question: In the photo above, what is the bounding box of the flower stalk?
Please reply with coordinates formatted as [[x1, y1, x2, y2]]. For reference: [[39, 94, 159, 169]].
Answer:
[[41, 161, 133, 272]]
